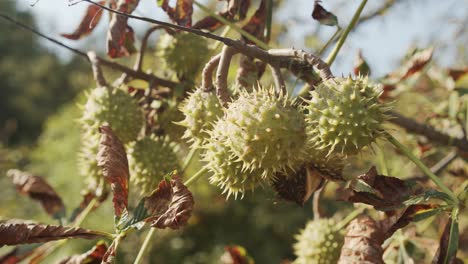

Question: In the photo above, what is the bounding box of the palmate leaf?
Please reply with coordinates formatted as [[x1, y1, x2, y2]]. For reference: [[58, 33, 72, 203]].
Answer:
[[122, 174, 194, 230], [0, 221, 106, 247], [7, 169, 65, 220]]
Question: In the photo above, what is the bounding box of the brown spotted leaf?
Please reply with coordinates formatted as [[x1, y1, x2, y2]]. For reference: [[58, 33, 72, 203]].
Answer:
[[312, 0, 338, 26], [338, 215, 385, 264], [432, 216, 460, 264], [7, 169, 65, 219], [106, 0, 139, 58], [341, 166, 418, 210], [0, 222, 105, 246], [97, 125, 129, 221], [58, 241, 107, 264], [193, 0, 250, 31], [241, 0, 267, 43], [158, 0, 193, 27], [140, 174, 194, 229], [61, 1, 105, 40]]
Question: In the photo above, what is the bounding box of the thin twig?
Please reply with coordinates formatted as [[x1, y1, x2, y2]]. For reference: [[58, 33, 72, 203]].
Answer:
[[216, 46, 237, 105], [269, 64, 286, 93], [72, 1, 333, 86], [87, 51, 108, 87], [202, 54, 221, 91], [388, 111, 468, 152], [410, 151, 458, 182], [0, 13, 178, 89]]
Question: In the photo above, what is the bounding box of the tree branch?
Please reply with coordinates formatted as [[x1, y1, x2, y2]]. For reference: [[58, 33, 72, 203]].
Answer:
[[75, 1, 332, 87], [388, 110, 468, 152], [0, 13, 178, 89], [87, 51, 108, 87], [216, 46, 237, 105], [202, 54, 221, 92]]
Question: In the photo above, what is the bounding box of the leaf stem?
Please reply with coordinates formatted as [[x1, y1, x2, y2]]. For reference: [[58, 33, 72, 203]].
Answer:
[[181, 147, 198, 173], [325, 0, 368, 66], [335, 206, 366, 230], [133, 227, 156, 264], [184, 167, 209, 186], [386, 134, 458, 203]]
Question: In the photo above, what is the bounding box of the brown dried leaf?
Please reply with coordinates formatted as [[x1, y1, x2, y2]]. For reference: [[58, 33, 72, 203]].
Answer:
[[312, 0, 338, 27], [7, 169, 65, 219], [353, 49, 371, 76], [400, 48, 434, 80], [221, 245, 254, 264], [241, 0, 267, 44], [106, 0, 139, 58], [341, 166, 417, 210], [0, 222, 104, 246], [61, 1, 105, 40], [338, 215, 385, 264], [142, 175, 194, 229], [448, 68, 468, 82], [58, 241, 107, 264], [101, 239, 118, 264], [0, 247, 33, 264], [380, 204, 441, 239], [193, 0, 250, 31], [158, 0, 193, 27], [97, 125, 129, 220]]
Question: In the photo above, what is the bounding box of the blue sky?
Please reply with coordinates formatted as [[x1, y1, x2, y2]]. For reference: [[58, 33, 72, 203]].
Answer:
[[15, 0, 467, 78]]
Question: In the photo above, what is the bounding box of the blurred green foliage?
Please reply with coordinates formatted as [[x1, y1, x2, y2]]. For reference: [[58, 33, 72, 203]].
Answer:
[[0, 0, 90, 144]]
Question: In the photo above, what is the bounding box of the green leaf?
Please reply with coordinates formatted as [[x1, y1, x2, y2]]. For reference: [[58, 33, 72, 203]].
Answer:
[[444, 209, 459, 264]]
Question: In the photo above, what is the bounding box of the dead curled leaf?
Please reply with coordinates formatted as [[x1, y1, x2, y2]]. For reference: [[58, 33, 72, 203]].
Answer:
[[241, 0, 267, 43], [193, 0, 250, 31], [341, 166, 418, 210], [142, 175, 194, 229], [337, 215, 385, 264], [159, 0, 193, 27], [311, 0, 338, 27], [58, 241, 107, 264], [97, 125, 129, 220], [0, 222, 104, 247], [399, 48, 434, 80], [7, 169, 65, 219], [61, 1, 105, 40], [107, 0, 139, 58], [221, 245, 254, 264]]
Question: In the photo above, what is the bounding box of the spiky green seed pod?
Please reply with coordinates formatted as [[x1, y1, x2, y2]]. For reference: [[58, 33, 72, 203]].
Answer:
[[305, 77, 389, 155], [202, 122, 265, 199], [156, 99, 186, 140], [177, 88, 224, 145], [294, 219, 344, 264], [81, 87, 144, 144], [157, 32, 211, 79], [219, 87, 308, 175], [128, 135, 180, 194], [78, 131, 102, 190]]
